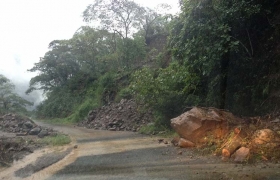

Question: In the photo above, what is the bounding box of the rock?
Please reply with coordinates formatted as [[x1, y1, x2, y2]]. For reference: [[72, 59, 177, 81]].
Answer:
[[38, 130, 48, 138], [234, 147, 250, 162], [178, 138, 195, 148], [78, 99, 153, 132], [171, 137, 180, 146], [252, 129, 276, 145], [23, 121, 34, 129], [74, 145, 78, 149], [49, 132, 58, 137], [16, 133, 27, 136], [120, 99, 126, 104], [171, 107, 233, 144], [109, 127, 116, 131], [29, 127, 41, 135]]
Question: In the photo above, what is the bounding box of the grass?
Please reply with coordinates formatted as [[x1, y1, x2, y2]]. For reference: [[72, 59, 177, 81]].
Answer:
[[43, 97, 101, 125], [39, 118, 73, 125], [38, 134, 71, 146]]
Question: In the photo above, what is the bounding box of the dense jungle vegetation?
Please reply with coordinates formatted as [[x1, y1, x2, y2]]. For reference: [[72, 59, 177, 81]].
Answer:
[[26, 0, 280, 128]]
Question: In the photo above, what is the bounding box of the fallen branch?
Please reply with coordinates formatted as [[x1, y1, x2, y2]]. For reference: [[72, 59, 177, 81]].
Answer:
[[222, 135, 242, 157]]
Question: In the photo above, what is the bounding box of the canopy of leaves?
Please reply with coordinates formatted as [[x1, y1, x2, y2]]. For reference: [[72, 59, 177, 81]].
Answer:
[[167, 0, 280, 114], [83, 0, 143, 38], [27, 26, 147, 118]]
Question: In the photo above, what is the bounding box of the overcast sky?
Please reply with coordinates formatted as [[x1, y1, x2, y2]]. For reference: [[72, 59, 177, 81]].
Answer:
[[0, 0, 180, 105]]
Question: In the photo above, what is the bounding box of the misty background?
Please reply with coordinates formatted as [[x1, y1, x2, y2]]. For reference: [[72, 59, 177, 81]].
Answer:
[[0, 0, 179, 110]]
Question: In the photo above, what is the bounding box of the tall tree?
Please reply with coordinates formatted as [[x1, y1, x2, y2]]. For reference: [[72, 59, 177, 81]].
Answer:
[[139, 4, 172, 45], [0, 74, 33, 113], [169, 0, 262, 109], [83, 0, 143, 39], [70, 27, 118, 73], [26, 40, 80, 94]]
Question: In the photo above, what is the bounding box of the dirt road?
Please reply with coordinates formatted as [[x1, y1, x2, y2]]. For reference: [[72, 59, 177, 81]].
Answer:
[[1, 122, 280, 180]]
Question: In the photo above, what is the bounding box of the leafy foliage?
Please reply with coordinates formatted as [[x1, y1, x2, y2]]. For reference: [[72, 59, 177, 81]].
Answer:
[[130, 62, 200, 126], [168, 0, 280, 114], [28, 0, 280, 128], [83, 0, 143, 38], [0, 74, 33, 114]]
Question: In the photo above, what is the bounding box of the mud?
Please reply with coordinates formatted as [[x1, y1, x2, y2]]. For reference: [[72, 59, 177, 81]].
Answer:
[[14, 147, 72, 178]]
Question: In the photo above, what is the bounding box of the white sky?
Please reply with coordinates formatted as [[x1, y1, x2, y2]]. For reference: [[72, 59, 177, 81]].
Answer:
[[0, 0, 179, 102]]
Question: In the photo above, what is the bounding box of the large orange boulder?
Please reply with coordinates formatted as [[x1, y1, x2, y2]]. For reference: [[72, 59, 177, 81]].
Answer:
[[171, 107, 240, 145]]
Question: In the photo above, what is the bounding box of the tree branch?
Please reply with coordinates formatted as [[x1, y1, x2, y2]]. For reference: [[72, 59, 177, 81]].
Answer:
[[246, 28, 253, 56]]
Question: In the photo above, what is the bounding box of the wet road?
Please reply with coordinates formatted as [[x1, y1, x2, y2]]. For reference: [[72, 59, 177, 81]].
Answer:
[[1, 122, 280, 180]]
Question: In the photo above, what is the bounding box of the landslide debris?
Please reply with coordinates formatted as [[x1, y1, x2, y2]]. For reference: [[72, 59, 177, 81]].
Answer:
[[0, 136, 39, 166], [78, 99, 153, 132], [0, 113, 62, 166], [171, 107, 280, 163], [0, 113, 56, 137]]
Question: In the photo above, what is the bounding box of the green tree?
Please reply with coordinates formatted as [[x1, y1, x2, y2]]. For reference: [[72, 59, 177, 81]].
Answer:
[[0, 74, 33, 113], [138, 4, 172, 45], [83, 0, 143, 39], [26, 39, 80, 94], [169, 0, 263, 109], [71, 27, 118, 72]]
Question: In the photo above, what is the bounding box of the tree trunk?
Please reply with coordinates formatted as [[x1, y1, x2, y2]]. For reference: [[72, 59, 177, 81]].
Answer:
[[222, 135, 242, 157], [219, 53, 230, 109]]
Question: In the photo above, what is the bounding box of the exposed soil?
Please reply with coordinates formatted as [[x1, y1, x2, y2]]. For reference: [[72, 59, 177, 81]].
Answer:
[[0, 114, 63, 167], [79, 102, 280, 164], [77, 99, 153, 132], [0, 132, 44, 167], [14, 147, 72, 178]]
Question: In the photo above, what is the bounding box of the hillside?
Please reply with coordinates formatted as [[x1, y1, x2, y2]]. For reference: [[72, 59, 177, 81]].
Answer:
[[25, 0, 280, 130]]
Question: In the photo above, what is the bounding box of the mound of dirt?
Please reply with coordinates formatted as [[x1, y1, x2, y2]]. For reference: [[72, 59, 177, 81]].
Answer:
[[0, 113, 56, 138], [0, 114, 35, 133], [78, 99, 153, 132]]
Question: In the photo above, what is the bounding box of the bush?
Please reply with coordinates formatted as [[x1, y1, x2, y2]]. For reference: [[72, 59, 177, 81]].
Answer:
[[130, 62, 200, 127], [98, 72, 118, 104], [115, 87, 133, 102]]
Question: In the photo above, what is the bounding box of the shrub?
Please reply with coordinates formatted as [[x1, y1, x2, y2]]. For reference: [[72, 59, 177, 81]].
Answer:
[[130, 62, 200, 127]]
